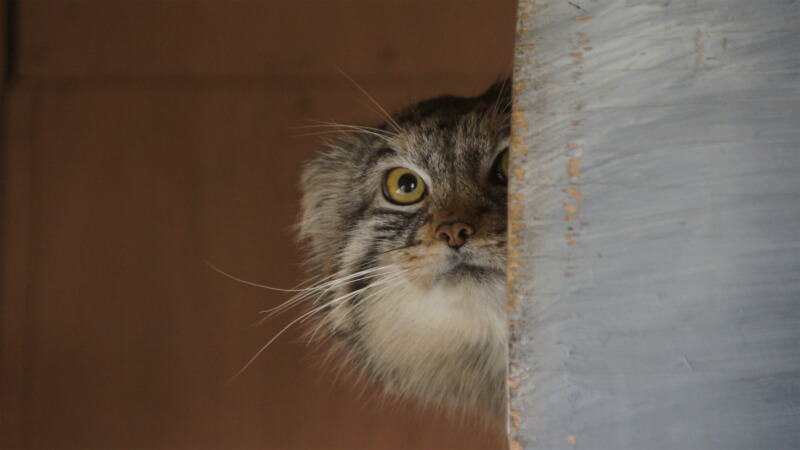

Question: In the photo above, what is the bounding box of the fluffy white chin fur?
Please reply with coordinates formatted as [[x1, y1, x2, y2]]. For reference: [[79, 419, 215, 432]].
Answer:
[[357, 272, 508, 418]]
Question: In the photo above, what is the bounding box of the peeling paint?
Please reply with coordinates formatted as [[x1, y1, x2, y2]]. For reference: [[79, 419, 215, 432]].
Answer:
[[565, 187, 585, 202], [509, 410, 521, 435], [567, 157, 583, 177], [512, 109, 530, 132], [508, 192, 526, 279], [507, 296, 519, 311], [513, 165, 525, 182]]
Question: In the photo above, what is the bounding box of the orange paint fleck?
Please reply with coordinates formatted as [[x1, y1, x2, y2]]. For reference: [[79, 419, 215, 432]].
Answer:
[[575, 15, 595, 21], [584, 46, 593, 51], [507, 295, 519, 311], [567, 158, 583, 177], [508, 192, 527, 279], [564, 203, 581, 214], [512, 110, 530, 132], [564, 188, 585, 202], [511, 134, 529, 155], [571, 120, 580, 126], [565, 215, 577, 222], [510, 410, 522, 434], [566, 234, 577, 245], [511, 107, 530, 155], [508, 378, 519, 389], [570, 52, 584, 59], [567, 435, 577, 445], [514, 165, 525, 182], [510, 438, 524, 450], [566, 143, 577, 150]]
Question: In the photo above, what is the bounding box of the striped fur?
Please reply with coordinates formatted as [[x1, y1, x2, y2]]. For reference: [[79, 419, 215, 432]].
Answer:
[[298, 80, 511, 421]]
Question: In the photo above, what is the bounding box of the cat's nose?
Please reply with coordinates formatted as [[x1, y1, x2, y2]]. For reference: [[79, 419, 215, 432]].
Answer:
[[435, 221, 476, 249]]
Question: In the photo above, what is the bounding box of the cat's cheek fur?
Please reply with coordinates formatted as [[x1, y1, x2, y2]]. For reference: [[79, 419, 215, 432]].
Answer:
[[357, 275, 508, 420]]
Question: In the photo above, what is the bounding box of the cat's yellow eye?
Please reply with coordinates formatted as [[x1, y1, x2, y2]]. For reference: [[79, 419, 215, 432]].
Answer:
[[491, 148, 509, 185], [383, 168, 426, 205]]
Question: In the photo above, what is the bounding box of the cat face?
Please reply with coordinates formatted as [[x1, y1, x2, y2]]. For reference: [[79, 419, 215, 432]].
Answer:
[[298, 80, 510, 420]]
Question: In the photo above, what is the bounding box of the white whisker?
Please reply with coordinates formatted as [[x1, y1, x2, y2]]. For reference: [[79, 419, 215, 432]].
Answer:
[[311, 270, 409, 340], [299, 119, 394, 137], [263, 267, 401, 316], [228, 265, 409, 381], [332, 64, 402, 134]]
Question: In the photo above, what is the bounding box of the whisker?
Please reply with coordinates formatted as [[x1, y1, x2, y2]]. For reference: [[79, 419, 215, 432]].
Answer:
[[491, 77, 510, 120], [332, 64, 402, 134], [298, 119, 394, 137], [228, 302, 332, 382], [206, 260, 386, 296], [230, 267, 409, 381], [307, 270, 409, 342], [263, 267, 400, 316], [205, 260, 313, 293], [294, 129, 391, 141]]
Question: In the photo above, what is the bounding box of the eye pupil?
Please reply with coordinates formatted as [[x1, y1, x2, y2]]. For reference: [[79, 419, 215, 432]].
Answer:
[[397, 173, 417, 193], [384, 168, 426, 205]]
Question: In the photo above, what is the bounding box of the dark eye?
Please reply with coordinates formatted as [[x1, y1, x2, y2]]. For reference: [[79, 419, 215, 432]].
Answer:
[[490, 148, 509, 185], [383, 168, 426, 204]]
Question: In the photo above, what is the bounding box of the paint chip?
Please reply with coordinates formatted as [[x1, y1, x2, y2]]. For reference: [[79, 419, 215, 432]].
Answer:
[[564, 188, 585, 202], [567, 158, 583, 177], [510, 410, 522, 434]]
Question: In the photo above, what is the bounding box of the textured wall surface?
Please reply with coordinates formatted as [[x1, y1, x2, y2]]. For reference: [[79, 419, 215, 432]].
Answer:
[[508, 1, 799, 449]]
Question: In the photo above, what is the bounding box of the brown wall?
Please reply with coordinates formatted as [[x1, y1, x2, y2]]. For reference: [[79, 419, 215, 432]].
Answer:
[[1, 1, 516, 448]]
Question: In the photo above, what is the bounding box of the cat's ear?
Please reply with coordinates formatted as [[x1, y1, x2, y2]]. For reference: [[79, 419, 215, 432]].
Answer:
[[480, 78, 512, 121], [482, 78, 512, 100]]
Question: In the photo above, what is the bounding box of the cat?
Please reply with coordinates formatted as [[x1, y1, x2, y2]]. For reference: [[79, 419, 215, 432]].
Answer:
[[297, 79, 511, 422]]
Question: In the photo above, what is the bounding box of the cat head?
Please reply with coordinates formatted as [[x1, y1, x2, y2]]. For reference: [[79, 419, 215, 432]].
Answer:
[[297, 80, 511, 419]]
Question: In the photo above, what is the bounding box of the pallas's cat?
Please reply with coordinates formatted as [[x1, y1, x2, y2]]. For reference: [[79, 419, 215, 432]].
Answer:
[[298, 80, 510, 421]]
